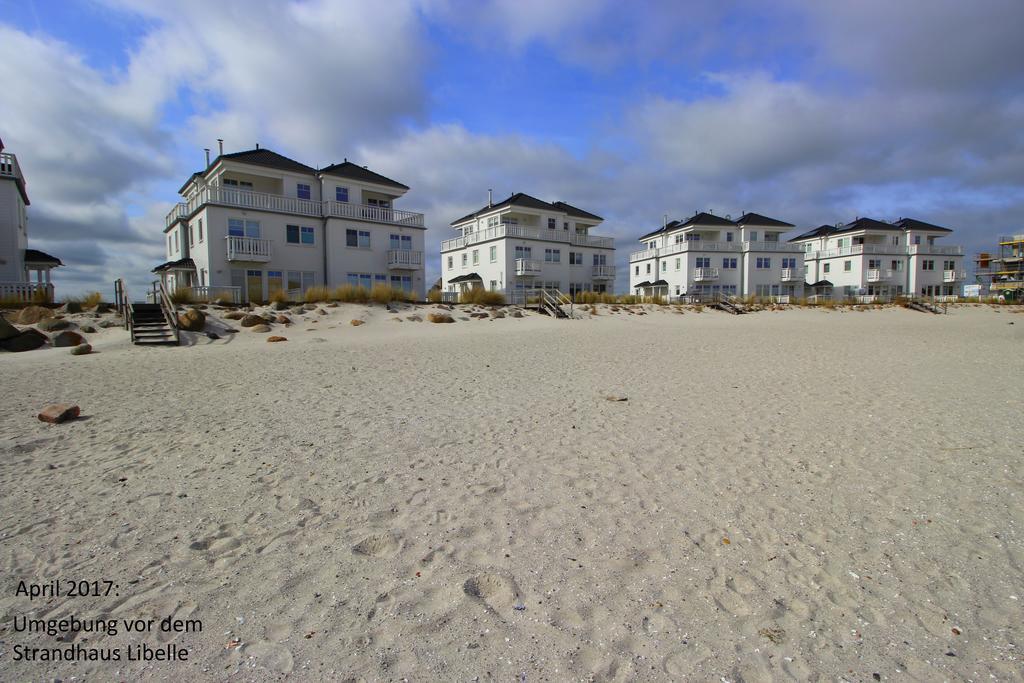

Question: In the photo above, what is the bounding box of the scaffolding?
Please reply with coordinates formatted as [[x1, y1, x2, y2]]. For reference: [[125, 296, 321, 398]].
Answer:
[[975, 234, 1024, 300]]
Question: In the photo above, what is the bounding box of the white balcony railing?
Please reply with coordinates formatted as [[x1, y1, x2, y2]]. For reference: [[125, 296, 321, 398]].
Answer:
[[943, 269, 966, 282], [165, 187, 425, 228], [441, 223, 614, 252], [629, 240, 741, 261], [0, 152, 22, 181], [225, 235, 272, 261], [742, 240, 802, 253], [909, 244, 964, 256], [780, 267, 804, 282], [515, 258, 542, 276], [592, 265, 616, 279], [189, 285, 242, 303], [693, 267, 719, 282], [629, 248, 659, 261], [0, 281, 52, 302], [387, 249, 423, 269], [866, 268, 894, 282]]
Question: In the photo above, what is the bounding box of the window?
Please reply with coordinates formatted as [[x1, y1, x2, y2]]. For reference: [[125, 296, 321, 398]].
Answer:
[[462, 253, 468, 267], [726, 232, 734, 242], [490, 280, 498, 291], [167, 235, 172, 255], [837, 237, 850, 248], [189, 224, 194, 247], [544, 248, 561, 263], [563, 222, 569, 230], [487, 215, 500, 228], [514, 246, 532, 259], [646, 263, 651, 274], [223, 178, 237, 186], [593, 253, 606, 266], [891, 235, 899, 245], [297, 183, 311, 200], [346, 229, 370, 248], [685, 233, 701, 241], [868, 259, 881, 269], [750, 231, 758, 242], [174, 231, 179, 252], [922, 259, 935, 271], [198, 219, 203, 242], [229, 218, 260, 238], [375, 274, 387, 285], [472, 249, 479, 265], [756, 257, 771, 269], [490, 246, 497, 262], [335, 187, 349, 202], [661, 261, 667, 271], [390, 275, 413, 292], [287, 225, 300, 244], [844, 260, 852, 272], [268, 270, 284, 295], [722, 258, 737, 269], [548, 218, 556, 230], [346, 273, 374, 289], [570, 252, 584, 265], [944, 260, 956, 270], [696, 257, 711, 268], [914, 235, 921, 245], [675, 258, 682, 270], [893, 260, 903, 271], [824, 263, 831, 273], [447, 255, 453, 270], [765, 233, 779, 242], [390, 234, 412, 250]]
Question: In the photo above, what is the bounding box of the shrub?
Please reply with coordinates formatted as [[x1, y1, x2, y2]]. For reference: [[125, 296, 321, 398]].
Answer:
[[0, 295, 27, 308], [618, 295, 637, 304], [170, 286, 193, 305], [269, 288, 288, 305], [31, 287, 52, 304], [460, 288, 505, 305], [427, 312, 455, 323], [427, 288, 442, 303], [304, 286, 332, 303], [332, 285, 369, 303], [370, 284, 411, 304], [649, 295, 666, 305], [81, 291, 103, 308]]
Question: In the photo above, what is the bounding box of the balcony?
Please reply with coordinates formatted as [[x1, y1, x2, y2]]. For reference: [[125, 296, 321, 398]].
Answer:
[[387, 249, 423, 270], [515, 258, 542, 276], [742, 240, 803, 253], [781, 267, 804, 282], [908, 244, 964, 256], [324, 200, 425, 227], [629, 240, 741, 261], [592, 265, 616, 280], [226, 235, 272, 262], [165, 186, 424, 228], [866, 268, 894, 282], [0, 152, 22, 181], [441, 223, 614, 252], [693, 267, 719, 282], [943, 269, 967, 282]]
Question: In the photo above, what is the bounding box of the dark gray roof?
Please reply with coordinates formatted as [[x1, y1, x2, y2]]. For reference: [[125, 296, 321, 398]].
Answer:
[[893, 217, 952, 233], [448, 272, 483, 283], [220, 148, 317, 175], [551, 201, 603, 221], [735, 212, 794, 228], [789, 217, 902, 242], [152, 257, 196, 273], [320, 160, 409, 191], [789, 225, 836, 242], [634, 281, 652, 288], [637, 212, 737, 241], [651, 279, 669, 286], [24, 249, 61, 266], [809, 279, 834, 288]]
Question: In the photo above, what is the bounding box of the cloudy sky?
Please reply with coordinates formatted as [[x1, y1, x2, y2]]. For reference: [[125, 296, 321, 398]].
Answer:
[[2, 0, 1023, 295]]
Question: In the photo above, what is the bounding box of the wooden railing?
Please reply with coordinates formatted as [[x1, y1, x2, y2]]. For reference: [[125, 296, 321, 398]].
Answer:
[[150, 280, 180, 345], [114, 278, 132, 336], [0, 281, 52, 302]]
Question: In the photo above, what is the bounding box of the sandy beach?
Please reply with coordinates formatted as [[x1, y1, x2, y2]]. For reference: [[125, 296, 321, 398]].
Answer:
[[1, 303, 1022, 681]]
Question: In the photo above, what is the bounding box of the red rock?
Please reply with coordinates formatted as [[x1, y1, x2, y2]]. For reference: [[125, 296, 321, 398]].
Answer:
[[38, 404, 80, 424]]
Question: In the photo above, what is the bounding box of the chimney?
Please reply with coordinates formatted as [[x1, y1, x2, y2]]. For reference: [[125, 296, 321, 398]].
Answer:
[[204, 148, 210, 166], [663, 214, 668, 229], [488, 189, 493, 207], [255, 143, 260, 150], [217, 139, 223, 156]]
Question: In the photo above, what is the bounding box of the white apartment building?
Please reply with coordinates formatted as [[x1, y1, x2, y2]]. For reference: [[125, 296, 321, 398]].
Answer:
[[439, 193, 615, 299], [790, 217, 966, 300], [628, 212, 805, 301], [0, 137, 62, 301], [157, 146, 426, 302]]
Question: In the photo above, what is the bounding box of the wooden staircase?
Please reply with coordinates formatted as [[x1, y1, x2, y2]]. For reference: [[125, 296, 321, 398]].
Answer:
[[115, 278, 180, 345], [906, 300, 945, 314], [712, 294, 746, 315]]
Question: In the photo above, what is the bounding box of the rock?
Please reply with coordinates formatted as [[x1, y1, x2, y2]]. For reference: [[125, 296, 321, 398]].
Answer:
[[291, 306, 306, 315], [93, 302, 112, 313], [303, 304, 317, 311], [38, 404, 80, 424], [327, 302, 339, 308], [177, 308, 206, 332], [605, 395, 628, 402], [350, 319, 365, 326], [70, 343, 92, 356], [240, 314, 268, 327], [272, 300, 289, 311], [52, 330, 86, 347], [61, 301, 83, 314], [223, 310, 246, 320], [249, 324, 272, 333], [0, 328, 48, 352], [511, 310, 523, 318], [491, 310, 506, 318], [427, 313, 455, 323], [0, 315, 18, 341], [275, 315, 292, 325], [79, 325, 97, 333], [406, 315, 422, 322], [98, 320, 120, 329], [14, 305, 53, 324], [317, 308, 327, 315], [36, 317, 71, 331], [390, 317, 403, 322], [267, 335, 288, 342], [206, 332, 221, 340], [470, 312, 488, 318]]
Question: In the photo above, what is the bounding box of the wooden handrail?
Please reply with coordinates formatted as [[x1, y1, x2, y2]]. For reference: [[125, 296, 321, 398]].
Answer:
[[152, 279, 181, 344]]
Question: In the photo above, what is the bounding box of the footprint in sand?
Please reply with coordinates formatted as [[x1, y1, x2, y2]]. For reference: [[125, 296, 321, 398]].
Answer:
[[352, 533, 401, 557], [463, 573, 519, 613]]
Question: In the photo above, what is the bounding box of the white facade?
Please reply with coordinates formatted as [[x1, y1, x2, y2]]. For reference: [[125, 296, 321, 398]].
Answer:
[[160, 148, 426, 302], [792, 217, 966, 300], [440, 193, 615, 299], [0, 138, 61, 301], [628, 212, 805, 301]]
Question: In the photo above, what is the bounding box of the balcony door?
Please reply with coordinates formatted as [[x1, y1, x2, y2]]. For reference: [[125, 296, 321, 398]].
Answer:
[[246, 269, 263, 303]]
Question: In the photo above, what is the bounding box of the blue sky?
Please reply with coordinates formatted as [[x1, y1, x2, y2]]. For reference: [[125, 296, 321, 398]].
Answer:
[[2, 0, 1023, 295]]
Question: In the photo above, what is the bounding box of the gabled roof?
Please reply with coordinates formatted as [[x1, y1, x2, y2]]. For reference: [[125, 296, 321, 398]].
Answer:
[[449, 272, 483, 283], [320, 160, 409, 191], [450, 192, 599, 226], [808, 279, 833, 288], [152, 257, 196, 273], [789, 217, 901, 242], [551, 201, 603, 221], [651, 279, 669, 286], [220, 148, 317, 175], [735, 212, 794, 228], [893, 217, 952, 233], [24, 249, 61, 266], [634, 281, 652, 288], [637, 212, 736, 241], [789, 225, 837, 242]]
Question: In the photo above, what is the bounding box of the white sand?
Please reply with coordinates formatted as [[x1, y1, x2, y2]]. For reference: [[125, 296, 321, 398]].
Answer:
[[1, 303, 1022, 681]]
